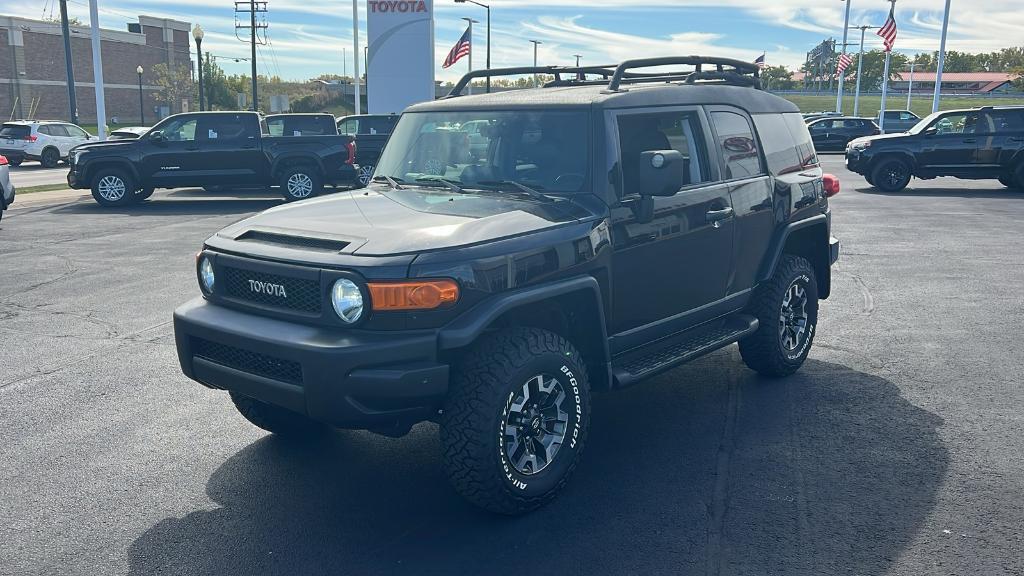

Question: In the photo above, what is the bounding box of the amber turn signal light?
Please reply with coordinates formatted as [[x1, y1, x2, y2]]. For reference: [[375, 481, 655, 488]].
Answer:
[[368, 280, 460, 311]]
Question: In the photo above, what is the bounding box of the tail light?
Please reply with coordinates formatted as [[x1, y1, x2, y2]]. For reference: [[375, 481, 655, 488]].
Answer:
[[823, 174, 840, 198], [25, 135, 38, 142], [345, 140, 356, 165], [0, 155, 7, 166]]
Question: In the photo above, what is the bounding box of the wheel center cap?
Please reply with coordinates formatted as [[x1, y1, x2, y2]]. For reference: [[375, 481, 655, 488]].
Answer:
[[530, 416, 542, 432]]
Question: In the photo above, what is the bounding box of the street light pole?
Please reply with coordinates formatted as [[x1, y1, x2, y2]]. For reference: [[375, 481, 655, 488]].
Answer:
[[193, 25, 205, 111], [462, 18, 479, 95], [58, 0, 78, 124], [851, 25, 877, 117], [836, 0, 853, 113], [906, 61, 916, 110], [530, 40, 542, 86], [137, 66, 145, 125], [455, 0, 491, 93], [353, 0, 361, 115], [932, 0, 952, 113]]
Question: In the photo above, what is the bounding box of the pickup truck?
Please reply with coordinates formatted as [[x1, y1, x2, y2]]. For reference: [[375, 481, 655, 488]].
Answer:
[[337, 114, 398, 186], [67, 111, 358, 206]]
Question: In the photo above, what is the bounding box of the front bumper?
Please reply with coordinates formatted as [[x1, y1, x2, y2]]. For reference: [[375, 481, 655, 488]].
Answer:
[[66, 169, 85, 189], [845, 149, 870, 174], [173, 297, 449, 429]]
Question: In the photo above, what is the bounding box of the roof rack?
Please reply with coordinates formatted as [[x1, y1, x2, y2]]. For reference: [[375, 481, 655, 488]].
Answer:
[[446, 65, 619, 98]]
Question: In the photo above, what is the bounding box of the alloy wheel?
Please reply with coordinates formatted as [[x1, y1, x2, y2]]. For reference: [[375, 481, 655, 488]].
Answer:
[[97, 175, 126, 202], [779, 280, 809, 352], [358, 165, 375, 187], [883, 162, 908, 188], [286, 172, 314, 198], [502, 374, 570, 475]]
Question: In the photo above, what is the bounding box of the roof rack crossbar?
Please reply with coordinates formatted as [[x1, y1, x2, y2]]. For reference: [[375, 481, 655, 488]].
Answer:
[[605, 56, 760, 92], [447, 65, 618, 98]]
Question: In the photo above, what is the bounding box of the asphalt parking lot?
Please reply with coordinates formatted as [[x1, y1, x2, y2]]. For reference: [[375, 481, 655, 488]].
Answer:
[[1, 158, 1022, 576]]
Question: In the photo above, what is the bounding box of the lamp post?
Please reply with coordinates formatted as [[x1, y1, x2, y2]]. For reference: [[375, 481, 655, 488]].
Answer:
[[462, 18, 479, 95], [906, 61, 916, 110], [835, 0, 853, 113], [193, 24, 205, 111], [136, 66, 145, 125], [454, 0, 491, 93], [850, 25, 877, 117], [530, 40, 543, 86]]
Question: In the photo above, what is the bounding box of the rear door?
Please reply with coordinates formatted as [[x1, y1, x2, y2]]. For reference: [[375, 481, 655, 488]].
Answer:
[[40, 125, 70, 155], [192, 113, 264, 186], [978, 109, 1024, 173]]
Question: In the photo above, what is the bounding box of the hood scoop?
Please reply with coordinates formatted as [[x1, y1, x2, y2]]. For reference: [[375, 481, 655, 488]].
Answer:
[[235, 230, 352, 252]]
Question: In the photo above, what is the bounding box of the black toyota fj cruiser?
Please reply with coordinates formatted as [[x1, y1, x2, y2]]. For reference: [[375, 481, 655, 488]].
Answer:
[[173, 57, 841, 514]]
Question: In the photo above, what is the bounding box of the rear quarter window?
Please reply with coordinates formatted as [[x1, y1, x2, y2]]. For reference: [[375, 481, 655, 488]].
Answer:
[[752, 113, 818, 175]]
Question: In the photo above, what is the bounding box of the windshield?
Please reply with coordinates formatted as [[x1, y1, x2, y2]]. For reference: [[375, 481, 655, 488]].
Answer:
[[374, 110, 590, 194], [907, 112, 945, 135]]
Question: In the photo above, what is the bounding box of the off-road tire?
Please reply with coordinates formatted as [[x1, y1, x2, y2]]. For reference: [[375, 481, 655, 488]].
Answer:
[[440, 327, 591, 515], [279, 165, 323, 202], [739, 255, 819, 378], [90, 168, 137, 207], [40, 147, 61, 169], [229, 391, 325, 437], [871, 157, 911, 192], [1012, 163, 1024, 189]]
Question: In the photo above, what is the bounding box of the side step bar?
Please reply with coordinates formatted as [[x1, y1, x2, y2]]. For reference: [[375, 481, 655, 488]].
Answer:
[[612, 314, 759, 388]]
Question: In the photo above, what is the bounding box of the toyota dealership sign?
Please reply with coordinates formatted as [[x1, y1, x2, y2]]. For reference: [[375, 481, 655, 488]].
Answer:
[[367, 0, 436, 114]]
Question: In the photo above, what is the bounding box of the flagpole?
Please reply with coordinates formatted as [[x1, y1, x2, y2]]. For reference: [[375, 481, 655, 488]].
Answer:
[[879, 50, 891, 132], [836, 0, 853, 113], [906, 62, 916, 110], [853, 26, 871, 116], [353, 0, 361, 115], [932, 0, 952, 113], [462, 18, 477, 95]]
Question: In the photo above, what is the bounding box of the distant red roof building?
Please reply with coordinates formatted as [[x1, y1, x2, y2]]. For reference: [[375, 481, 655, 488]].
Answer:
[[790, 70, 1020, 94]]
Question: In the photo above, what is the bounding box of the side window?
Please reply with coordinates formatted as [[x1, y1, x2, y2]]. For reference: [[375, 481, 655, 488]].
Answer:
[[710, 111, 763, 180], [158, 117, 198, 141], [338, 119, 358, 135], [752, 113, 817, 175], [984, 111, 1024, 134], [64, 125, 88, 138], [196, 115, 250, 142], [266, 118, 285, 137], [617, 112, 707, 195], [900, 112, 916, 121], [930, 112, 978, 135]]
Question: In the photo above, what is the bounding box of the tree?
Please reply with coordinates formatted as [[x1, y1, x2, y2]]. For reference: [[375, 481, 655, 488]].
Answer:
[[847, 50, 908, 91], [761, 66, 795, 90], [151, 63, 194, 113]]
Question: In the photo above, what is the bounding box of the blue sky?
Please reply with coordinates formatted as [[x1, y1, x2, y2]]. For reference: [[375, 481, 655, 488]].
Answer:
[[10, 1, 1021, 81]]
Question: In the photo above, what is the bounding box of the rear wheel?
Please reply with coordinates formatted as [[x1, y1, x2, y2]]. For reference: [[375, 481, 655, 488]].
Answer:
[[871, 158, 911, 192], [230, 392, 325, 437], [357, 164, 375, 188], [90, 169, 137, 207], [1012, 163, 1024, 190], [740, 255, 819, 377], [40, 147, 60, 169], [279, 165, 323, 202]]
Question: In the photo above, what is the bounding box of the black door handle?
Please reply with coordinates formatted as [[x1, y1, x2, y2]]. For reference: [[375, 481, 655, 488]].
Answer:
[[706, 207, 734, 223], [962, 138, 977, 143]]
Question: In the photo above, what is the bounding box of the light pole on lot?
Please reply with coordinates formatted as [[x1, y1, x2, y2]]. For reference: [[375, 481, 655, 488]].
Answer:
[[835, 0, 853, 114], [906, 62, 916, 110], [193, 24, 205, 111], [462, 18, 479, 95], [137, 66, 145, 125], [455, 0, 491, 93], [530, 40, 543, 86], [932, 0, 952, 113], [850, 25, 877, 117]]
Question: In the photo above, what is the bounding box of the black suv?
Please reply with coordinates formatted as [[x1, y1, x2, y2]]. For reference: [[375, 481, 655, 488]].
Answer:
[[846, 105, 1024, 192], [67, 111, 357, 205], [173, 57, 841, 514], [807, 116, 880, 151]]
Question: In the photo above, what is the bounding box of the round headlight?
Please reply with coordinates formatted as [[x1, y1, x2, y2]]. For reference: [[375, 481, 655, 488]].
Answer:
[[199, 256, 215, 293], [331, 278, 364, 323]]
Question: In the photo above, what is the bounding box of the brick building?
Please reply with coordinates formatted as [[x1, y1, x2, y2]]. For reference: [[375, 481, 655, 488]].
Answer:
[[1, 14, 193, 125]]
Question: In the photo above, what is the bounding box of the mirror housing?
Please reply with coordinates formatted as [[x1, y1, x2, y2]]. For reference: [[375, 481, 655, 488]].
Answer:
[[148, 131, 166, 144], [922, 127, 938, 136], [637, 150, 684, 197]]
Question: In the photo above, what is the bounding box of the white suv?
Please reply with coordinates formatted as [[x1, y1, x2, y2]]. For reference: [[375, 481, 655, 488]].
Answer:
[[0, 121, 94, 168]]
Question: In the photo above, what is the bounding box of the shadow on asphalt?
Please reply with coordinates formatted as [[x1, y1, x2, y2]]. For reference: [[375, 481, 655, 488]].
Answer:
[[127, 357, 948, 575], [52, 197, 283, 217], [852, 184, 1024, 199]]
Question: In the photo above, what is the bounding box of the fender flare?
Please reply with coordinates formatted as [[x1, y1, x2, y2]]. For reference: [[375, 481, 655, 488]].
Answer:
[[438, 276, 612, 386], [758, 214, 832, 299], [271, 154, 326, 180], [83, 158, 141, 186]]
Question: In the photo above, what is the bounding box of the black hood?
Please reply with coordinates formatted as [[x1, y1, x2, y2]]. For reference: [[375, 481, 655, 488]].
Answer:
[[212, 185, 599, 258], [73, 139, 139, 153]]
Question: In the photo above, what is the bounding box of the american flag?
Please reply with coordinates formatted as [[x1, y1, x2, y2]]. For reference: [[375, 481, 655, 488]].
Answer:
[[877, 5, 898, 52], [754, 53, 767, 69], [442, 26, 472, 69], [836, 53, 854, 76]]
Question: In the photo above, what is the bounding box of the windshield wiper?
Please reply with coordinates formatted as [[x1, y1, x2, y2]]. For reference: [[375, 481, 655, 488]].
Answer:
[[475, 180, 556, 202], [415, 176, 465, 195], [372, 174, 404, 190]]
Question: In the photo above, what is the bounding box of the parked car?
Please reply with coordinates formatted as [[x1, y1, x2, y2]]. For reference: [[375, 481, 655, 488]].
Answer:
[[846, 105, 1024, 192], [67, 111, 358, 206], [108, 127, 150, 140], [173, 56, 840, 515], [876, 109, 921, 133], [266, 113, 338, 137], [0, 154, 14, 222], [802, 111, 842, 123], [807, 116, 880, 151], [0, 120, 94, 167], [337, 114, 399, 186]]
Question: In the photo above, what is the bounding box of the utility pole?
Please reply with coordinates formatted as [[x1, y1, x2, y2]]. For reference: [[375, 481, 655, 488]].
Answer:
[[58, 0, 78, 124], [235, 2, 267, 112], [932, 0, 952, 113], [353, 0, 361, 115], [836, 0, 853, 113], [88, 0, 106, 139], [454, 0, 491, 93]]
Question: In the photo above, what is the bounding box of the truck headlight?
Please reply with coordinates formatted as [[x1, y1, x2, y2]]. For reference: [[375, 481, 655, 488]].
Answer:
[[199, 256, 215, 293], [331, 278, 364, 323]]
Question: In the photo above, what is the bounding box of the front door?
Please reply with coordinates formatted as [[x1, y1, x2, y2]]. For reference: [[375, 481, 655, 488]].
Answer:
[[918, 111, 983, 175], [142, 115, 202, 188], [609, 108, 735, 342]]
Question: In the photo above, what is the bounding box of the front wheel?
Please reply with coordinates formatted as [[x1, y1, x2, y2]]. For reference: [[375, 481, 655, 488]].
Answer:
[[279, 166, 323, 202], [90, 169, 137, 207], [440, 327, 591, 515], [871, 158, 911, 192], [739, 255, 819, 378]]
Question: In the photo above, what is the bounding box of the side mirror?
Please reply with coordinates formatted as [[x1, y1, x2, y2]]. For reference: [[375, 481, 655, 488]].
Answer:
[[149, 131, 165, 144], [923, 127, 938, 136], [637, 150, 684, 197]]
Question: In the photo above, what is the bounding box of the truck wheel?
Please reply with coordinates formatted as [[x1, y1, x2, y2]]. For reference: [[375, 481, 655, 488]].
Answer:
[[440, 327, 591, 515], [90, 169, 137, 207], [40, 147, 61, 168], [229, 391, 325, 436], [280, 166, 322, 202], [871, 158, 911, 192], [739, 255, 819, 378], [1012, 163, 1024, 189], [357, 164, 375, 188]]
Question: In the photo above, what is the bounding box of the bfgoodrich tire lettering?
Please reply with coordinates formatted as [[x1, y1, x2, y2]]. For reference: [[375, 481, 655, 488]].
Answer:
[[739, 255, 819, 377], [440, 327, 591, 515]]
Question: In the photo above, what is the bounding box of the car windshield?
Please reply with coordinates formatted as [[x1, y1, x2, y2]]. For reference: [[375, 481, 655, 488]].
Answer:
[[907, 112, 945, 134], [374, 110, 590, 194]]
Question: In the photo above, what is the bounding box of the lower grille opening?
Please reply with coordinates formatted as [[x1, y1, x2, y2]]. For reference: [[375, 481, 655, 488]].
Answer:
[[192, 337, 302, 385]]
